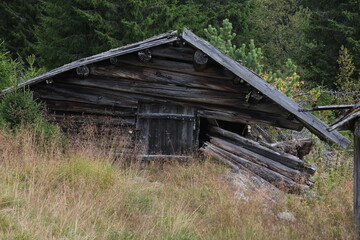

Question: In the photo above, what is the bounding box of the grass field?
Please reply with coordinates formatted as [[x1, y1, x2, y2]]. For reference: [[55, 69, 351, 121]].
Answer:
[[0, 128, 355, 239]]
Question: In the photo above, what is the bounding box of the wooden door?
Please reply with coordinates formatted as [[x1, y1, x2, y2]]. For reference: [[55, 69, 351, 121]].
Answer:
[[137, 102, 198, 158]]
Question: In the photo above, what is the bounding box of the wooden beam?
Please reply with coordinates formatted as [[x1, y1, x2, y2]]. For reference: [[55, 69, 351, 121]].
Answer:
[[209, 136, 307, 183], [299, 104, 355, 112], [193, 50, 208, 71], [1, 30, 179, 95], [209, 126, 316, 175], [115, 54, 233, 80], [354, 120, 360, 239], [182, 28, 350, 148], [204, 142, 309, 192], [150, 45, 195, 62], [328, 111, 360, 132], [90, 64, 242, 93]]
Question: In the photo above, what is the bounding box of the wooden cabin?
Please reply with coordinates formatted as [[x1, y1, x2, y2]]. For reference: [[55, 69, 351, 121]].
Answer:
[[0, 29, 350, 192]]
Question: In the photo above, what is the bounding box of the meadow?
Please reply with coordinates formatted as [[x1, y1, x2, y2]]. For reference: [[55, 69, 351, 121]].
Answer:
[[0, 127, 355, 240]]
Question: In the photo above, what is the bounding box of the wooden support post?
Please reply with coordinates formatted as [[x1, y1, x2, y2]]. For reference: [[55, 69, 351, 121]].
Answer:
[[354, 120, 360, 239]]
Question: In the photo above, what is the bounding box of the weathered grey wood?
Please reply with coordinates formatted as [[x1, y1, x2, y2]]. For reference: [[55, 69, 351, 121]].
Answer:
[[328, 111, 360, 132], [43, 99, 136, 117], [58, 77, 246, 106], [198, 109, 303, 131], [0, 30, 179, 95], [201, 146, 240, 171], [138, 49, 152, 62], [299, 104, 355, 112], [137, 103, 196, 156], [115, 54, 233, 80], [182, 28, 350, 148], [51, 114, 135, 126], [32, 84, 139, 108], [209, 136, 308, 183], [210, 126, 316, 175], [354, 120, 360, 238], [76, 65, 90, 77], [150, 45, 195, 62], [91, 64, 240, 93], [138, 113, 195, 120], [139, 155, 191, 160], [204, 142, 309, 192], [262, 138, 313, 159], [193, 50, 208, 71]]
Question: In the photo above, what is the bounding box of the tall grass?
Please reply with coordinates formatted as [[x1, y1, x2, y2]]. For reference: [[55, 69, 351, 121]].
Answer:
[[0, 127, 355, 239]]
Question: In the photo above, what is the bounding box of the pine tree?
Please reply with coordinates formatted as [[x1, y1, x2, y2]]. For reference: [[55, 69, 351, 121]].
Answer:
[[204, 19, 263, 74], [35, 0, 119, 69], [0, 0, 41, 59], [301, 0, 360, 86], [335, 45, 358, 104]]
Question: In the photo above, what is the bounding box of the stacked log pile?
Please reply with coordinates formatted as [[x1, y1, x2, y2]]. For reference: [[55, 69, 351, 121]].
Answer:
[[201, 126, 316, 193]]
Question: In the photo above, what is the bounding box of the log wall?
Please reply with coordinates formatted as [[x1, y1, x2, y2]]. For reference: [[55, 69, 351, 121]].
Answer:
[[31, 43, 303, 132]]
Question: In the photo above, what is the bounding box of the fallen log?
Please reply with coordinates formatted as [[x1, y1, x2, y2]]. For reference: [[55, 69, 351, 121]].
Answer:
[[210, 126, 316, 175], [209, 136, 309, 184], [203, 142, 309, 192], [262, 138, 314, 159]]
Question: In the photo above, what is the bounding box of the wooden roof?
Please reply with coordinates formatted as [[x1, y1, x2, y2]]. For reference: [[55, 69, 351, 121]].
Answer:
[[182, 29, 350, 148], [328, 102, 360, 131], [0, 29, 350, 148]]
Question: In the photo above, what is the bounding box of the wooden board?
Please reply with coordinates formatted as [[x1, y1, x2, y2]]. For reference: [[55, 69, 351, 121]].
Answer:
[[137, 102, 197, 155]]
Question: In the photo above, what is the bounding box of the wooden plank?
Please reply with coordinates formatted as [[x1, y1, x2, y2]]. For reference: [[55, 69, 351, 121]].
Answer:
[[328, 110, 360, 132], [91, 64, 240, 92], [32, 84, 139, 108], [209, 126, 316, 175], [299, 104, 355, 112], [50, 114, 135, 126], [182, 28, 350, 148], [198, 109, 303, 131], [354, 120, 360, 239], [201, 147, 240, 171], [137, 102, 196, 156], [150, 45, 195, 62], [137, 113, 195, 120], [35, 79, 302, 130], [1, 30, 179, 95], [43, 99, 136, 116], [209, 136, 307, 183], [58, 77, 246, 106], [204, 142, 309, 192], [115, 54, 233, 80]]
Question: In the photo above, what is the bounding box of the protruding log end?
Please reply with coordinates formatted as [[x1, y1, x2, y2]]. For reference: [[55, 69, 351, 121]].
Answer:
[[138, 49, 152, 63], [109, 57, 118, 64], [76, 65, 90, 78], [193, 50, 208, 72]]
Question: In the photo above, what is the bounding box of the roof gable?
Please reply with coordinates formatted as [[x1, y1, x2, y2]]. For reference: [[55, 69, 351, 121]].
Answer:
[[181, 29, 350, 148]]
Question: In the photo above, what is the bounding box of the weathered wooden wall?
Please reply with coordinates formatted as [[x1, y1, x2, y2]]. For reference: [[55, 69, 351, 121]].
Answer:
[[31, 43, 302, 133]]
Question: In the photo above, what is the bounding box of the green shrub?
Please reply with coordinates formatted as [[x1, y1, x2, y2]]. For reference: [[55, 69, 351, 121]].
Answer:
[[0, 90, 61, 145], [0, 90, 40, 130]]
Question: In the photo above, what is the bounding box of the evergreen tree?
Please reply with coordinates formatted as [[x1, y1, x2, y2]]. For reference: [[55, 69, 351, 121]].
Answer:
[[247, 0, 311, 76], [204, 19, 263, 74], [35, 0, 119, 69], [335, 46, 358, 104], [0, 0, 41, 59], [34, 0, 255, 69], [301, 0, 360, 87]]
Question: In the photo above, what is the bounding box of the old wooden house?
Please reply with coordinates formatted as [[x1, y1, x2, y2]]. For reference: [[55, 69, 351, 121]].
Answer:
[[0, 29, 351, 192]]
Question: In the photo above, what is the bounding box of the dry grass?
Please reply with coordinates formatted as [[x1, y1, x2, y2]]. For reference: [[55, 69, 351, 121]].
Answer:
[[0, 127, 355, 239]]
